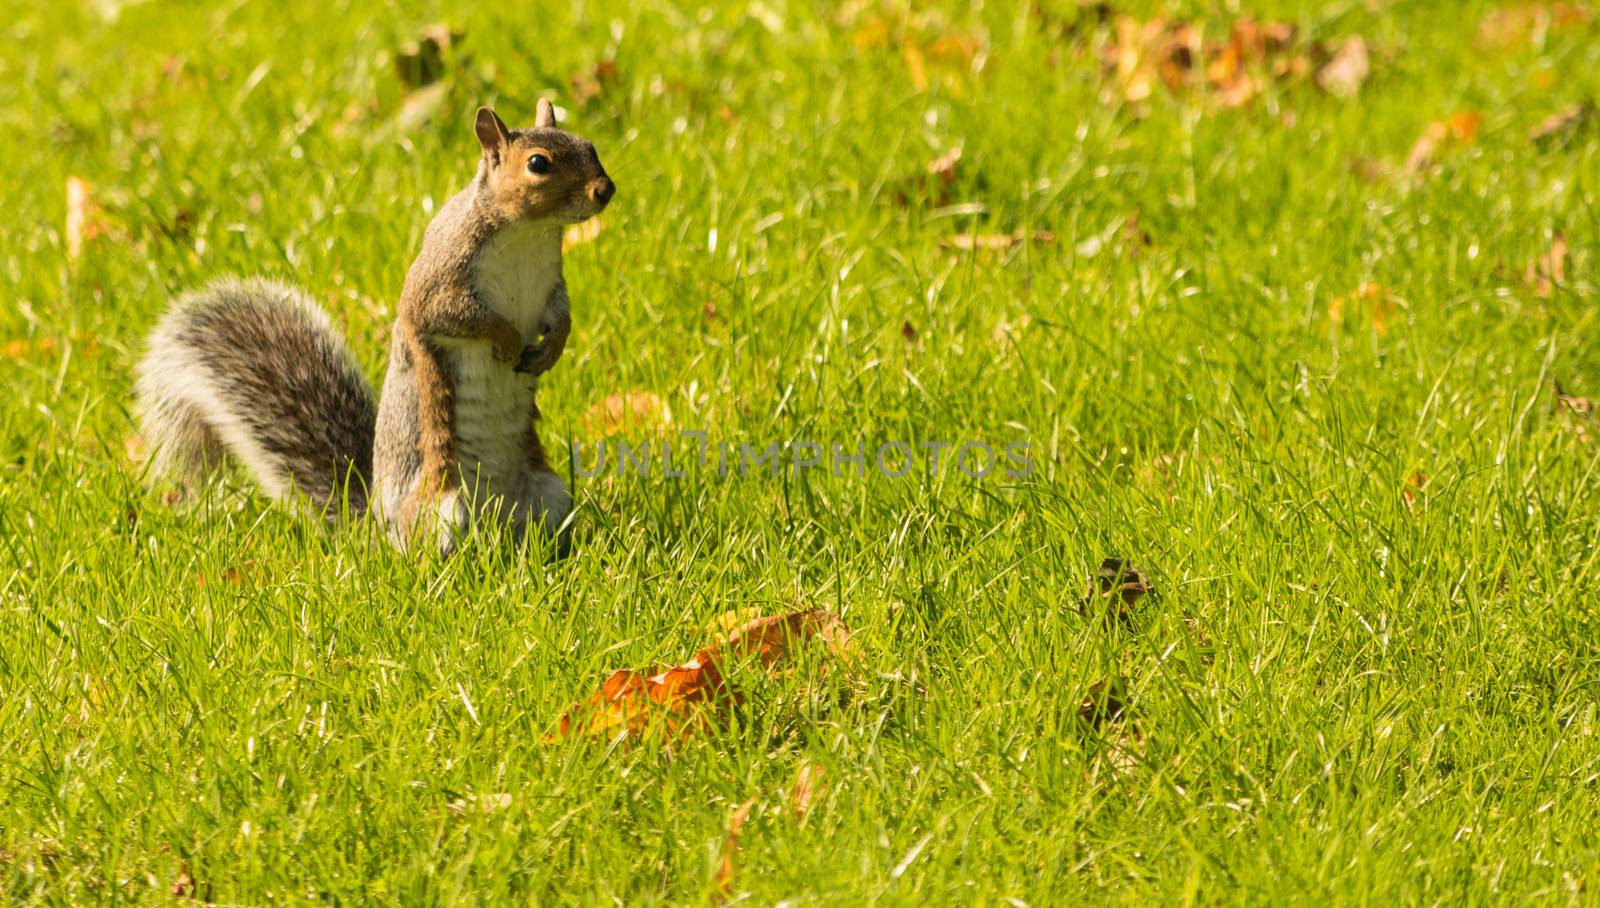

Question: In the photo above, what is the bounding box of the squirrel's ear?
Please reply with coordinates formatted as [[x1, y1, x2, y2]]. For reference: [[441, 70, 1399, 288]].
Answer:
[[474, 107, 511, 163], [534, 97, 557, 129]]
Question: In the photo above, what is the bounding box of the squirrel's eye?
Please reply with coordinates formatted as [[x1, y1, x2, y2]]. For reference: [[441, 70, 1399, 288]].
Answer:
[[527, 154, 552, 175]]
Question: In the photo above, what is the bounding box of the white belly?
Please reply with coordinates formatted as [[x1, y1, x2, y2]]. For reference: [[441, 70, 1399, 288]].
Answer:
[[452, 347, 535, 486], [450, 220, 564, 494]]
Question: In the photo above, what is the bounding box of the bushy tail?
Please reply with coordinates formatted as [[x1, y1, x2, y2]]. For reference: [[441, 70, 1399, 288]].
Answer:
[[135, 278, 378, 517]]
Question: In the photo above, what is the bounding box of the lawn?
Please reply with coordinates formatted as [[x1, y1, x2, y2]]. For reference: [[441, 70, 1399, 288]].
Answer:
[[4, 0, 1600, 902]]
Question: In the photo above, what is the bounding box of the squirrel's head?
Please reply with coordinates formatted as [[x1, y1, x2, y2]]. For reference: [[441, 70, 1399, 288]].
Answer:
[[472, 101, 615, 227]]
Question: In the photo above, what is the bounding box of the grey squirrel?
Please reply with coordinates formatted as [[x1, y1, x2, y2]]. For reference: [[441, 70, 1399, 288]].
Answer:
[[135, 99, 615, 554]]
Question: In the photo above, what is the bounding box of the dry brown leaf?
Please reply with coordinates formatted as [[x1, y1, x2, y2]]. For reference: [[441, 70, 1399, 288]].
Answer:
[[1330, 282, 1399, 334], [393, 23, 463, 88], [1406, 112, 1483, 176], [715, 796, 757, 898], [853, 17, 891, 50], [1530, 100, 1597, 147], [1555, 382, 1595, 417], [791, 763, 827, 820], [581, 391, 673, 438], [901, 41, 929, 92], [1479, 2, 1592, 49], [1078, 676, 1132, 729], [1316, 35, 1370, 97], [66, 177, 109, 260], [563, 218, 604, 250], [1084, 558, 1154, 620], [926, 148, 961, 183], [1, 333, 100, 361], [554, 608, 851, 741], [1403, 471, 1429, 507], [941, 230, 1055, 251], [1526, 232, 1569, 297], [571, 60, 619, 105]]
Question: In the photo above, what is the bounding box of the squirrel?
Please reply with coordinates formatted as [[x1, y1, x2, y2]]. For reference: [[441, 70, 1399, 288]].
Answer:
[[135, 98, 615, 555]]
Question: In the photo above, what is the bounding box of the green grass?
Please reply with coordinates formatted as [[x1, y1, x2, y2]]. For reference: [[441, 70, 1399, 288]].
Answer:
[[5, 0, 1600, 902]]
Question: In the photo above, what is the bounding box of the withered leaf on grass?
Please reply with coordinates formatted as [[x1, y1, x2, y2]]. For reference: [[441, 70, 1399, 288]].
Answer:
[[1330, 282, 1400, 334], [791, 763, 827, 820], [581, 390, 673, 438], [1554, 382, 1594, 416], [1525, 233, 1569, 297], [1530, 100, 1596, 148], [393, 23, 464, 88], [66, 177, 110, 260], [1479, 2, 1592, 49], [1083, 557, 1154, 620], [941, 230, 1055, 251], [714, 796, 758, 898], [554, 608, 851, 740], [1315, 35, 1370, 97], [571, 60, 619, 106], [1403, 471, 1429, 507], [1405, 112, 1483, 176], [1, 332, 100, 361], [1078, 676, 1132, 728]]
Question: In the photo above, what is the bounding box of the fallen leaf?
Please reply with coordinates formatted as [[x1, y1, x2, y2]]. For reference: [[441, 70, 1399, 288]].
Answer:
[[714, 796, 757, 898], [1403, 471, 1429, 506], [1078, 676, 1132, 728], [66, 177, 109, 260], [791, 763, 826, 820], [554, 608, 850, 740], [1530, 100, 1596, 147], [1479, 2, 1592, 49], [940, 230, 1055, 251], [1405, 112, 1483, 176], [926, 147, 961, 183], [1555, 382, 1594, 416], [1525, 232, 1569, 297], [571, 59, 619, 105], [1, 332, 100, 361], [1084, 557, 1154, 620], [394, 23, 463, 88], [582, 391, 673, 438], [1316, 35, 1370, 97], [1330, 282, 1400, 334], [563, 217, 604, 250]]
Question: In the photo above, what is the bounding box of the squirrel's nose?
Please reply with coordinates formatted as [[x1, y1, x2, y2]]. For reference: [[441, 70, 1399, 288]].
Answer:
[[590, 178, 615, 204]]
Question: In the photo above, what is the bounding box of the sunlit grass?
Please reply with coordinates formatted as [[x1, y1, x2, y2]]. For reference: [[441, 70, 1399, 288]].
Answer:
[[3, 0, 1600, 902]]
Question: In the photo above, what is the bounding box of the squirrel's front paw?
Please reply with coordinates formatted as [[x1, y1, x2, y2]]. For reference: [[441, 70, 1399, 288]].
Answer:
[[513, 341, 557, 375]]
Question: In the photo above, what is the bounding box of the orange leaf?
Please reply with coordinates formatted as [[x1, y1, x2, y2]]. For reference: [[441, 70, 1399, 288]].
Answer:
[[1405, 112, 1482, 176], [1316, 36, 1370, 97], [1525, 232, 1568, 297], [581, 390, 673, 438], [66, 177, 109, 260], [1330, 282, 1399, 334], [714, 796, 757, 898], [791, 763, 827, 820], [554, 608, 851, 741]]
